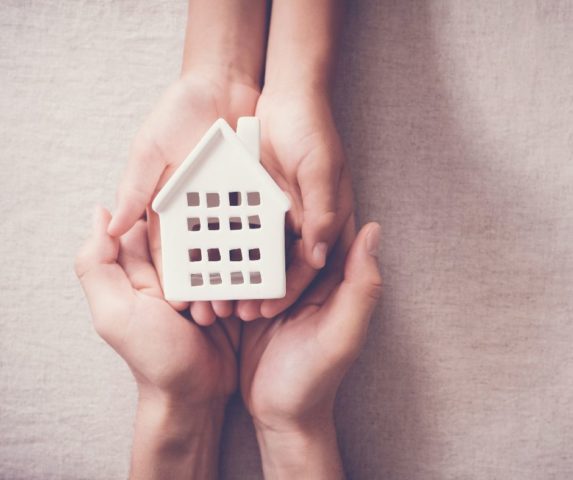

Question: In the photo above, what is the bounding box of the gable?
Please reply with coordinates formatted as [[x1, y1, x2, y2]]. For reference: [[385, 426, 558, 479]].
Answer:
[[152, 119, 290, 214]]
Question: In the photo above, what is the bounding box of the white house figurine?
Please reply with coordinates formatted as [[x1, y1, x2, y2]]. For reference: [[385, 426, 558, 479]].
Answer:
[[151, 117, 291, 302]]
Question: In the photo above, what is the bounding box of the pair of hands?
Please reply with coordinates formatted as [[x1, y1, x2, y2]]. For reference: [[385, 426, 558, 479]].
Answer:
[[75, 2, 374, 477], [76, 205, 381, 478], [105, 71, 353, 324]]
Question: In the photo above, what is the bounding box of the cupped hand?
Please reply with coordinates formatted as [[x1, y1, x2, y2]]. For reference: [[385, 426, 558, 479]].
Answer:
[[75, 207, 239, 406], [236, 87, 354, 321], [107, 73, 260, 324], [240, 220, 381, 433]]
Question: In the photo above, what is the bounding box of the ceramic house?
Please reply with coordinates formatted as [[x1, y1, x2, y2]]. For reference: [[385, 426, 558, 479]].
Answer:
[[151, 117, 290, 302]]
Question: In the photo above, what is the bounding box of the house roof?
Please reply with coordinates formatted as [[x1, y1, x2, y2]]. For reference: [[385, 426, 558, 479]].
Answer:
[[151, 118, 291, 213]]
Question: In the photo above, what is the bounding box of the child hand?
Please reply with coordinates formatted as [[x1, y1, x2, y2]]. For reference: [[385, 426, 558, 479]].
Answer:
[[235, 87, 354, 321], [107, 73, 260, 325], [240, 220, 381, 478]]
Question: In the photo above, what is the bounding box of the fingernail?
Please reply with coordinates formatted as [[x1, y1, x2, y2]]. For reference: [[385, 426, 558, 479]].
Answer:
[[312, 242, 328, 268], [366, 224, 381, 257], [106, 212, 118, 235]]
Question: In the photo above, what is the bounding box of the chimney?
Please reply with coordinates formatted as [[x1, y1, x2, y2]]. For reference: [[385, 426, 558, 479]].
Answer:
[[236, 117, 260, 162]]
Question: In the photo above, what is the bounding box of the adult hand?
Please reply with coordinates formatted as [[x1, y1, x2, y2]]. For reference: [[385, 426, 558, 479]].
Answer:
[[236, 87, 353, 320], [240, 220, 381, 479], [75, 207, 239, 479]]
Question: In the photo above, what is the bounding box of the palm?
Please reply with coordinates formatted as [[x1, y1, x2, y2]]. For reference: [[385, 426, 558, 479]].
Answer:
[[136, 75, 259, 184], [235, 91, 353, 320], [240, 222, 356, 427], [120, 294, 239, 403], [111, 75, 260, 323], [256, 90, 350, 235], [241, 308, 336, 426], [77, 214, 239, 404]]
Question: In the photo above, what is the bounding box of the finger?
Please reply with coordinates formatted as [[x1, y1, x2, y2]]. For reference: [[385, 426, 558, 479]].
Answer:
[[319, 222, 382, 357], [297, 145, 343, 269], [212, 300, 234, 318], [190, 301, 217, 326], [298, 215, 357, 307], [147, 208, 188, 311], [107, 138, 165, 237], [215, 316, 242, 352], [75, 206, 133, 345], [75, 207, 119, 279], [235, 299, 263, 322], [260, 239, 316, 318], [117, 220, 163, 298]]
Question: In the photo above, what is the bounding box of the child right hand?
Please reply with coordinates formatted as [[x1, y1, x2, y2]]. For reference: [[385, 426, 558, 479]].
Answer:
[[106, 73, 260, 325]]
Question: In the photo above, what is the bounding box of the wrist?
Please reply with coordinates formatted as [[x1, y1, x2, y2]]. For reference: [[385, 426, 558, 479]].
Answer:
[[129, 391, 227, 480], [264, 0, 343, 95], [181, 62, 261, 94], [136, 389, 227, 443], [182, 0, 267, 90], [254, 416, 345, 480], [262, 70, 331, 98]]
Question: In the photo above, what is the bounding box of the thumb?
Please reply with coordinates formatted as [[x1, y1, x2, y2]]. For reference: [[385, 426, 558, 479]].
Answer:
[[320, 222, 382, 357], [297, 147, 341, 269], [107, 139, 165, 237], [75, 206, 133, 346]]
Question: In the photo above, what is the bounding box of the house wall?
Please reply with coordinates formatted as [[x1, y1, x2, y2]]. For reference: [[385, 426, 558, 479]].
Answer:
[[158, 135, 286, 301], [2, 1, 573, 479]]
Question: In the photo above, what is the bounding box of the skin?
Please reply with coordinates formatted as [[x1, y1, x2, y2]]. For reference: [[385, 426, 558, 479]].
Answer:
[[76, 207, 381, 479], [241, 219, 381, 479], [106, 0, 268, 325], [75, 207, 239, 479], [235, 0, 352, 321], [236, 87, 354, 321], [107, 0, 350, 325], [82, 0, 373, 477]]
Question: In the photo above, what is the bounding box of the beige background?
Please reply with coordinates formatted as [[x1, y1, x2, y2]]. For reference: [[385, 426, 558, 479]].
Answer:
[[1, 1, 572, 479]]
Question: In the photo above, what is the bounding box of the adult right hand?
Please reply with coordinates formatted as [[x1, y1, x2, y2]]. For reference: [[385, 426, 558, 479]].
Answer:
[[240, 220, 382, 479]]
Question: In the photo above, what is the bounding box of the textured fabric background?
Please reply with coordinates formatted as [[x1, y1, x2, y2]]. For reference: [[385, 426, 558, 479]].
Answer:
[[1, 1, 572, 479]]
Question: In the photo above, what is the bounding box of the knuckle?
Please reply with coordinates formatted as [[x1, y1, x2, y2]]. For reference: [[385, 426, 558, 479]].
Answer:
[[74, 249, 89, 279], [92, 316, 110, 341], [328, 339, 362, 367], [130, 135, 155, 161], [366, 278, 383, 302]]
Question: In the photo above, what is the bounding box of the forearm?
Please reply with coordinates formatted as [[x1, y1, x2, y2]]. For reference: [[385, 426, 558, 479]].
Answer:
[[129, 394, 226, 480], [183, 0, 268, 87], [255, 419, 345, 480], [265, 0, 344, 92]]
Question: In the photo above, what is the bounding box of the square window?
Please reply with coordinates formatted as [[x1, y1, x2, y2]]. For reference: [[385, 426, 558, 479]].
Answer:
[[207, 248, 221, 261], [190, 273, 203, 286], [207, 217, 220, 230], [209, 272, 222, 285], [229, 191, 241, 206], [230, 271, 244, 285], [248, 215, 261, 229], [229, 217, 242, 230], [187, 192, 200, 207], [247, 192, 261, 206], [249, 271, 262, 284], [229, 248, 243, 261], [188, 248, 202, 262], [206, 192, 220, 207], [248, 248, 261, 261], [187, 217, 201, 231]]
